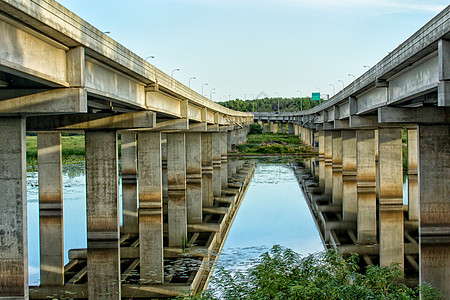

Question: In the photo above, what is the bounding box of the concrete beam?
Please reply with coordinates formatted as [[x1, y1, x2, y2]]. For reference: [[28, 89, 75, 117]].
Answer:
[[149, 118, 188, 131], [349, 115, 378, 128], [27, 111, 156, 131], [378, 107, 450, 124], [438, 39, 450, 81], [0, 88, 87, 115], [187, 122, 208, 132]]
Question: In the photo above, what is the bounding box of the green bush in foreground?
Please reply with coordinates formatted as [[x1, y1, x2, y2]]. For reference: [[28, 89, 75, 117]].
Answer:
[[177, 246, 440, 300]]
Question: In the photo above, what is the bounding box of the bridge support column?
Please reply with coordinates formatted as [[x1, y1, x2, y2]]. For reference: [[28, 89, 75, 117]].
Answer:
[[318, 131, 325, 192], [121, 132, 138, 235], [263, 122, 268, 133], [38, 133, 64, 286], [167, 133, 187, 247], [294, 124, 299, 136], [212, 133, 222, 197], [342, 131, 357, 221], [324, 131, 333, 199], [0, 117, 28, 299], [356, 129, 377, 244], [407, 129, 419, 221], [288, 123, 294, 135], [186, 133, 202, 224], [332, 131, 343, 206], [202, 133, 214, 207], [272, 122, 278, 134], [220, 132, 228, 189], [378, 128, 404, 269], [281, 123, 286, 134], [418, 124, 450, 298], [138, 132, 163, 283], [85, 131, 120, 299]]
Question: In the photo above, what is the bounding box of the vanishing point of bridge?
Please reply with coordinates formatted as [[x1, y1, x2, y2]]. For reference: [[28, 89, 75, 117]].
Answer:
[[0, 0, 449, 299]]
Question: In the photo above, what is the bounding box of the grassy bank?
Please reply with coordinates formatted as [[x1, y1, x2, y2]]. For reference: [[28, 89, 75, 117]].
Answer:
[[26, 135, 86, 166], [235, 133, 316, 156]]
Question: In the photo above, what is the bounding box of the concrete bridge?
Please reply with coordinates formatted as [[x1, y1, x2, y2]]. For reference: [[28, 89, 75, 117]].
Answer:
[[0, 0, 254, 298], [255, 5, 450, 298]]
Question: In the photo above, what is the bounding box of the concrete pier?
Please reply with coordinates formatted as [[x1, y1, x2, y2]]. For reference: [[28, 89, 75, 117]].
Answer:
[[167, 133, 187, 247], [138, 132, 163, 283], [212, 133, 222, 197], [38, 133, 64, 286], [0, 117, 28, 298], [201, 133, 214, 208], [220, 132, 228, 189], [121, 132, 138, 235], [341, 131, 357, 221], [377, 128, 404, 268], [407, 129, 419, 221], [356, 130, 377, 244], [318, 131, 325, 192], [418, 125, 450, 297], [331, 131, 343, 206], [186, 133, 202, 224], [324, 131, 333, 199], [85, 131, 120, 299]]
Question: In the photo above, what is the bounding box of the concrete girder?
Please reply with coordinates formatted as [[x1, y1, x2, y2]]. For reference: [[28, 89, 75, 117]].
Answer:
[[27, 111, 156, 131], [0, 88, 87, 115], [378, 107, 450, 124]]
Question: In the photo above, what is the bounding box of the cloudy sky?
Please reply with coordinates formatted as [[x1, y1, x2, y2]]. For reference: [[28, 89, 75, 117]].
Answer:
[[58, 0, 448, 101]]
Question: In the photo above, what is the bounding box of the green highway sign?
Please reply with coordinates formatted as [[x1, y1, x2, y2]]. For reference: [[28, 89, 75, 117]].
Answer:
[[312, 92, 320, 101]]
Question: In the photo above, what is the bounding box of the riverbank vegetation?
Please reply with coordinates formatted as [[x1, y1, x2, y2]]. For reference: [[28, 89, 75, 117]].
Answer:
[[218, 97, 323, 112], [233, 124, 315, 156], [178, 246, 440, 300]]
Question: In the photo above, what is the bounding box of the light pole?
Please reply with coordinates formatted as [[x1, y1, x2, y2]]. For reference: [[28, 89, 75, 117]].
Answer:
[[275, 92, 280, 112], [363, 65, 370, 69], [297, 90, 303, 111], [348, 74, 356, 81], [329, 84, 335, 95], [249, 94, 254, 112], [145, 56, 155, 61], [171, 68, 180, 78], [338, 80, 345, 89], [189, 77, 196, 88], [202, 83, 208, 96], [210, 88, 216, 100]]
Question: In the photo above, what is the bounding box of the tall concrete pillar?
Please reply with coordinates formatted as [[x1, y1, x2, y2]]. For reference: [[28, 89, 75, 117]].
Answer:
[[121, 132, 138, 235], [272, 123, 278, 134], [38, 133, 64, 286], [220, 132, 228, 189], [138, 132, 163, 283], [342, 131, 357, 221], [418, 125, 450, 298], [288, 123, 294, 135], [162, 133, 168, 200], [263, 122, 268, 133], [356, 129, 377, 244], [294, 124, 299, 136], [186, 133, 202, 224], [407, 129, 418, 221], [281, 123, 286, 134], [331, 131, 343, 206], [212, 133, 222, 197], [378, 128, 404, 269], [375, 129, 379, 200], [167, 133, 187, 247], [201, 133, 213, 207], [324, 131, 333, 199], [0, 117, 27, 298], [85, 131, 120, 299], [318, 131, 325, 192]]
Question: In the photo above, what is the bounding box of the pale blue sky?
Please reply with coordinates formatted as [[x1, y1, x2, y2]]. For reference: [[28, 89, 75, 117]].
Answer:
[[58, 0, 448, 101]]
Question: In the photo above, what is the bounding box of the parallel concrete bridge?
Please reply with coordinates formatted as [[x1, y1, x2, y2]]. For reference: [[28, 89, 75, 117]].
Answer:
[[255, 5, 450, 298], [0, 0, 253, 298]]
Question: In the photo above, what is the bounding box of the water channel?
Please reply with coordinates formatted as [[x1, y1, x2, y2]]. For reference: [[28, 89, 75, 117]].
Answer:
[[26, 158, 409, 287]]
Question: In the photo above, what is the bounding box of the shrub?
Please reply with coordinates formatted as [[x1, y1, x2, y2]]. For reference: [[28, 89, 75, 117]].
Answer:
[[249, 123, 263, 134]]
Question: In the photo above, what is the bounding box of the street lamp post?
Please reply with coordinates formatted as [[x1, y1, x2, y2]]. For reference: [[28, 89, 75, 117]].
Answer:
[[202, 83, 208, 96], [348, 74, 356, 81], [329, 84, 335, 95], [338, 80, 345, 89], [189, 77, 196, 88], [171, 68, 180, 78], [297, 90, 302, 111], [210, 88, 216, 100], [145, 56, 155, 61], [275, 92, 280, 112], [249, 94, 254, 112]]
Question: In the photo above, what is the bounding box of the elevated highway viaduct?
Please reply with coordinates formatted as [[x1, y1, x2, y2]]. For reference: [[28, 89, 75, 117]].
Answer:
[[0, 0, 253, 298], [255, 5, 450, 298]]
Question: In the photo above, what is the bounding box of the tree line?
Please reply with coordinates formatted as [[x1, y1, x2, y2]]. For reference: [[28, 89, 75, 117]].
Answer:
[[217, 97, 324, 113]]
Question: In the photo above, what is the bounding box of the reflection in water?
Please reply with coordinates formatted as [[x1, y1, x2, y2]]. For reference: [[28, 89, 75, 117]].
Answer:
[[215, 160, 324, 274], [27, 162, 122, 286]]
